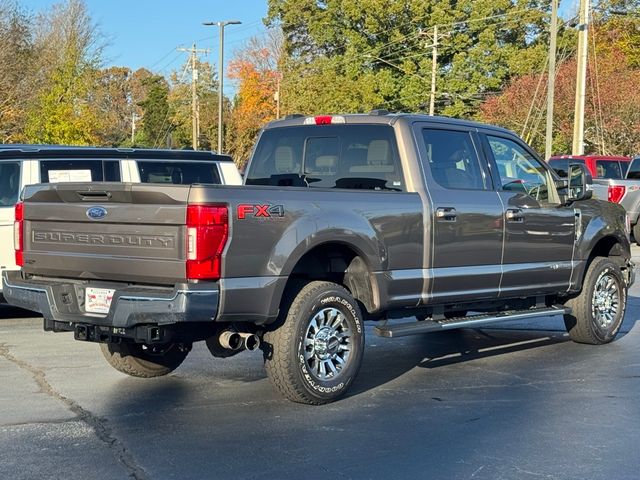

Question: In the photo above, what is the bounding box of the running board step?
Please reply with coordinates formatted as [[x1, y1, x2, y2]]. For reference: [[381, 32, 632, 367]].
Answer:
[[374, 306, 570, 338]]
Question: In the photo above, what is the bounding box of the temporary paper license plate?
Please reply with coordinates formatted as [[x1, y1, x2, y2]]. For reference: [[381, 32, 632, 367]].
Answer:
[[85, 287, 115, 314]]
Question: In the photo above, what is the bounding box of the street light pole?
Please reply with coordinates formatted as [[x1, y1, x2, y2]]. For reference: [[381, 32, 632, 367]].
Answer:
[[203, 20, 241, 153]]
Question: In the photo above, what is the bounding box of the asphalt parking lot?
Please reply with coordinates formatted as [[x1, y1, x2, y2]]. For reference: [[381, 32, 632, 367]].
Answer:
[[1, 251, 640, 480]]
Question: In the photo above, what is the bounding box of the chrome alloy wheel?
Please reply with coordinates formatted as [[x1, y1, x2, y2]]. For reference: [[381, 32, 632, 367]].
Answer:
[[592, 272, 620, 329], [303, 307, 352, 381]]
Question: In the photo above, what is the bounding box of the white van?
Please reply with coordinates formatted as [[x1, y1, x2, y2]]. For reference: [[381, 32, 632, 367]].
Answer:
[[0, 146, 242, 301]]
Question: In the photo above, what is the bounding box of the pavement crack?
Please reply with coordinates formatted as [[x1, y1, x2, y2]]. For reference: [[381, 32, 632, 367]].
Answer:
[[0, 343, 149, 480]]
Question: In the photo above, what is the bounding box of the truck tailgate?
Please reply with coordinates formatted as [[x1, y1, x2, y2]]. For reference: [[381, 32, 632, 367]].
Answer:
[[21, 183, 190, 285]]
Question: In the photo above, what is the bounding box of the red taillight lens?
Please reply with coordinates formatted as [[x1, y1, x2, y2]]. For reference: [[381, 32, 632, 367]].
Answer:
[[14, 201, 24, 267], [314, 115, 333, 125], [608, 185, 626, 203], [186, 204, 228, 280]]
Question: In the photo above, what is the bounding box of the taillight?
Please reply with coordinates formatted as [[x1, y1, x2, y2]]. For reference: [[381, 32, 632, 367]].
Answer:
[[186, 204, 228, 280], [608, 185, 626, 203], [14, 201, 24, 267], [303, 115, 346, 125]]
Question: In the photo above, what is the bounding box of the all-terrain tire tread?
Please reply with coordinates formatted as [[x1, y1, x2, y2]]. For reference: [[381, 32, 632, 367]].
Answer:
[[264, 281, 355, 405], [564, 256, 625, 345]]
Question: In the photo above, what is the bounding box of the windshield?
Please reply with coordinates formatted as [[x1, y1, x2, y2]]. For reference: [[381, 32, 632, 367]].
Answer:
[[0, 161, 21, 207]]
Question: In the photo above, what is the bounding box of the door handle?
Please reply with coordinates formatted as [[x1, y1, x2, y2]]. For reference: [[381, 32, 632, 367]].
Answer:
[[505, 208, 524, 222], [436, 207, 457, 222]]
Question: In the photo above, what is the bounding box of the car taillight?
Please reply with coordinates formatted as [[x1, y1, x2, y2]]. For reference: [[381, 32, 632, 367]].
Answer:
[[186, 204, 228, 280], [14, 201, 24, 267], [608, 185, 626, 204]]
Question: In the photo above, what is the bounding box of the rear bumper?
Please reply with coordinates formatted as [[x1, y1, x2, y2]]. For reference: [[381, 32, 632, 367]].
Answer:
[[2, 270, 219, 329]]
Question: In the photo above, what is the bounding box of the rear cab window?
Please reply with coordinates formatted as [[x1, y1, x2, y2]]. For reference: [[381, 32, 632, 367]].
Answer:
[[0, 161, 21, 207], [136, 161, 222, 184], [40, 160, 121, 182], [246, 125, 405, 191]]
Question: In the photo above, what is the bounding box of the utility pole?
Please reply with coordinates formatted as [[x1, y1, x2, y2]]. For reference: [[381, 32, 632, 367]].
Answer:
[[178, 44, 209, 150], [203, 20, 242, 153], [274, 73, 281, 119], [545, 0, 559, 160], [572, 0, 590, 155], [131, 112, 138, 144], [429, 25, 438, 116]]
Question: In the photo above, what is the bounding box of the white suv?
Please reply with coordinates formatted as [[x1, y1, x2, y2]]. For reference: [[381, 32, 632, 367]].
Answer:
[[0, 146, 242, 302]]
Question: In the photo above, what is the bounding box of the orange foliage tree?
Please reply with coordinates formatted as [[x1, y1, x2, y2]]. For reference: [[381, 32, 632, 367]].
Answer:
[[480, 19, 640, 157], [227, 33, 282, 167]]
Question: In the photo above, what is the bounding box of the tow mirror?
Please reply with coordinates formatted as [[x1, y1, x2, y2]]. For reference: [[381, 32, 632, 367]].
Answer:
[[568, 163, 593, 202]]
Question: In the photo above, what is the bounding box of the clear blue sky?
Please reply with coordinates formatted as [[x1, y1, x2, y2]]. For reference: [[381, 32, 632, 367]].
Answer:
[[22, 0, 269, 95]]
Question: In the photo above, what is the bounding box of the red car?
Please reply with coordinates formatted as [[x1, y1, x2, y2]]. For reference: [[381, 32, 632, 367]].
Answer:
[[548, 155, 631, 179]]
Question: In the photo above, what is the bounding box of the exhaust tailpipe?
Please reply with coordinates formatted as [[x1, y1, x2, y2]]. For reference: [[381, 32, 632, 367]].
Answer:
[[219, 330, 242, 351], [238, 332, 261, 351]]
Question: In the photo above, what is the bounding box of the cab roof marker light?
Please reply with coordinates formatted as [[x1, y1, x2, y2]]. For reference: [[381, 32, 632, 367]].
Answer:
[[303, 115, 346, 125]]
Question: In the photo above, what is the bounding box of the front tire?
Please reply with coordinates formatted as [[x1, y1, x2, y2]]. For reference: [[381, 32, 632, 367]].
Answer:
[[633, 223, 640, 246], [564, 257, 627, 344], [100, 342, 191, 378], [263, 281, 365, 405]]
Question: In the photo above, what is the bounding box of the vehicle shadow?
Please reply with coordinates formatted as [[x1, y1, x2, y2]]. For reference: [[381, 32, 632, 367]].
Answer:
[[349, 327, 569, 397], [0, 304, 38, 319]]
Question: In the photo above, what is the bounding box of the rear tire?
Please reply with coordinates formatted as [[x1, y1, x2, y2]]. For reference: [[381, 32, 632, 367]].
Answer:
[[263, 281, 365, 405], [564, 257, 627, 344], [100, 342, 191, 378]]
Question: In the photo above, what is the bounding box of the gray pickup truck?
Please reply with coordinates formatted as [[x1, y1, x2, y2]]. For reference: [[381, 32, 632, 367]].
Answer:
[[3, 113, 635, 404]]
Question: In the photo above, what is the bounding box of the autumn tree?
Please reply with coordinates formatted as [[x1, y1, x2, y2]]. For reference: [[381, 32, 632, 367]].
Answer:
[[227, 31, 282, 165], [0, 0, 37, 142], [480, 17, 640, 156]]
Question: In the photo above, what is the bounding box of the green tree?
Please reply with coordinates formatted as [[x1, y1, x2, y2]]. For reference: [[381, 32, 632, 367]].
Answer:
[[266, 0, 550, 118], [167, 58, 220, 149], [137, 75, 172, 147], [24, 0, 103, 145]]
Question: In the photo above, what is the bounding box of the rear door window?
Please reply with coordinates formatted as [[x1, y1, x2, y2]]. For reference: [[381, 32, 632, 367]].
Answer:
[[595, 160, 623, 179], [246, 125, 404, 191], [0, 161, 21, 207], [40, 160, 122, 182], [420, 129, 487, 190], [136, 161, 221, 184]]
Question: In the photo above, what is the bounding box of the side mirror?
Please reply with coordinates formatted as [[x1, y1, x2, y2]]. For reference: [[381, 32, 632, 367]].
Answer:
[[568, 163, 593, 202]]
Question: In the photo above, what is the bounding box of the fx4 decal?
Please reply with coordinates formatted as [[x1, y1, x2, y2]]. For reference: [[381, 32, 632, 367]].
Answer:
[[237, 204, 285, 219]]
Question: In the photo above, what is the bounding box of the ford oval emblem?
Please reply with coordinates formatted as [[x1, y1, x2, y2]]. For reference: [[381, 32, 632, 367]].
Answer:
[[86, 206, 108, 220]]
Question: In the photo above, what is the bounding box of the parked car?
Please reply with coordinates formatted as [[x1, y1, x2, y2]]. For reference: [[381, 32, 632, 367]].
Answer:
[[3, 114, 634, 404], [0, 146, 241, 301], [548, 155, 631, 180]]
